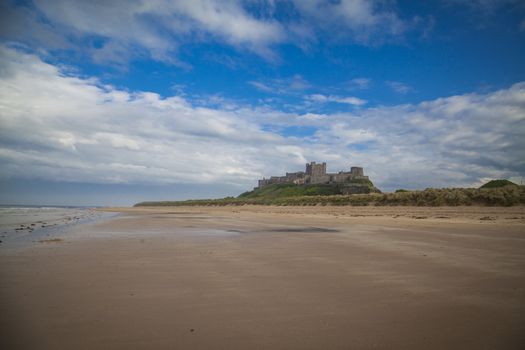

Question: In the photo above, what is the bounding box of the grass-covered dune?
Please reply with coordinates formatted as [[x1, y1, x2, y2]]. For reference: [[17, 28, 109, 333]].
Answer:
[[135, 181, 525, 207]]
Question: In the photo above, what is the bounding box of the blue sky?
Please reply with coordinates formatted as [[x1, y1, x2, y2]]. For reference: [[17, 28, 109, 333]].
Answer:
[[1, 0, 524, 206]]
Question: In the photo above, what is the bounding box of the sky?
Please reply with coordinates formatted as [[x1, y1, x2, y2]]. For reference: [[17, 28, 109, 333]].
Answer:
[[0, 0, 524, 206]]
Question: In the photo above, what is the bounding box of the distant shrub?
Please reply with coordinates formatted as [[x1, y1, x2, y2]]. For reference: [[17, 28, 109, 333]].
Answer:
[[480, 179, 518, 189]]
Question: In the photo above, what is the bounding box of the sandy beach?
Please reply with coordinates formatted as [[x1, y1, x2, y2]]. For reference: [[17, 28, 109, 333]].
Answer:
[[1, 205, 525, 349]]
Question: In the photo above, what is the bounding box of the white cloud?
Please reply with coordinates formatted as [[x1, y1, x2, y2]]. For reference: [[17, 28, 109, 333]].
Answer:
[[334, 96, 368, 106], [0, 46, 287, 187], [386, 80, 413, 94], [306, 94, 367, 106], [248, 81, 274, 93], [0, 0, 286, 63], [347, 78, 371, 90], [317, 125, 377, 144], [1, 0, 413, 64], [1, 46, 524, 192], [306, 94, 328, 103], [249, 75, 311, 94], [290, 0, 407, 42]]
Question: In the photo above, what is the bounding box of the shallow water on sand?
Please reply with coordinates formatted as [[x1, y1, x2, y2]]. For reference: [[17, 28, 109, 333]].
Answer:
[[0, 206, 116, 250]]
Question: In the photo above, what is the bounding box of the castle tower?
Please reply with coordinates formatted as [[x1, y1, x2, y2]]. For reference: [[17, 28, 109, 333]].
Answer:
[[305, 162, 312, 175], [351, 166, 364, 177], [305, 162, 326, 177], [305, 161, 327, 184]]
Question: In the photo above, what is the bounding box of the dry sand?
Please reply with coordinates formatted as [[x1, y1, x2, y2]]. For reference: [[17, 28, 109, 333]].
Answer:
[[1, 205, 525, 349]]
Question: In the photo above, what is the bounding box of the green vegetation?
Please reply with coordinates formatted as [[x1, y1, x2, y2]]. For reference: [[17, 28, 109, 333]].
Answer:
[[135, 184, 525, 207], [479, 179, 518, 189], [238, 182, 376, 199]]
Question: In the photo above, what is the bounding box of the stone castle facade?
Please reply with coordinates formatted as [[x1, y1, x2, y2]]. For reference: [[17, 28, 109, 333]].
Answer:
[[257, 162, 369, 189]]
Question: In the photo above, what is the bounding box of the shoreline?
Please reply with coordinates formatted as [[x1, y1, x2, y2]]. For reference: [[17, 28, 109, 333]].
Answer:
[[0, 207, 118, 252]]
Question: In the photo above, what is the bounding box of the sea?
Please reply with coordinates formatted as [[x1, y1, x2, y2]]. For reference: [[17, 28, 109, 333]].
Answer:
[[0, 205, 116, 250]]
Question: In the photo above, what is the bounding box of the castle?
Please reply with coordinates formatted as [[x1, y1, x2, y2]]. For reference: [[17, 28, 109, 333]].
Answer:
[[257, 162, 369, 189]]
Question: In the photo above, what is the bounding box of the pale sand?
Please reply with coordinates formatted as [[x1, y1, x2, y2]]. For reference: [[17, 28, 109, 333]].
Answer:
[[1, 206, 525, 349]]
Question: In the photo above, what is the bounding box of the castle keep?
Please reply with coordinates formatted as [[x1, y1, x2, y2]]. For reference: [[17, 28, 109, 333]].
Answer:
[[257, 162, 369, 189]]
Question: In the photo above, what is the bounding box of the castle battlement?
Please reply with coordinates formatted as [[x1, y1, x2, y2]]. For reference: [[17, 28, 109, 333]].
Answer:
[[257, 162, 369, 189]]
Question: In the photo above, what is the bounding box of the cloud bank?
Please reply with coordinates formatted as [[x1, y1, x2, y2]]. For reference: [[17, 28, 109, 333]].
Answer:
[[1, 46, 524, 192]]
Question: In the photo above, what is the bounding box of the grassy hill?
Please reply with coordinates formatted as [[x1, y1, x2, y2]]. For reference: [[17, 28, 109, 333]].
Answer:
[[479, 179, 518, 189], [238, 179, 380, 199], [238, 183, 342, 198]]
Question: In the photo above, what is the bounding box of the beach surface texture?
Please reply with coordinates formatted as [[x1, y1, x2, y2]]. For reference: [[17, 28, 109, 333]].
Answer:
[[1, 205, 525, 349]]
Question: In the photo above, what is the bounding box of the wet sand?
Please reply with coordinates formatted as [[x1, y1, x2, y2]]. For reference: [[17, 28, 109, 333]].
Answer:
[[1, 206, 525, 349]]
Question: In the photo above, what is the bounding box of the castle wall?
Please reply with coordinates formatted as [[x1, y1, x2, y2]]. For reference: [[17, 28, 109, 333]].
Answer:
[[269, 176, 290, 184], [330, 173, 351, 183], [258, 179, 270, 188], [286, 172, 305, 181], [308, 174, 330, 184]]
